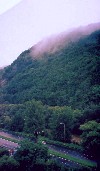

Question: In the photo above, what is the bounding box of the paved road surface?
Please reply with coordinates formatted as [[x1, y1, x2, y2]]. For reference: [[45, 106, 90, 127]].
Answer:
[[46, 143, 97, 169], [0, 138, 19, 149], [0, 131, 97, 169], [0, 131, 22, 141]]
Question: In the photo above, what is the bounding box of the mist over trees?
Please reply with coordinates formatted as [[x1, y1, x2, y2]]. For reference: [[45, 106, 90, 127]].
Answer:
[[0, 28, 100, 170]]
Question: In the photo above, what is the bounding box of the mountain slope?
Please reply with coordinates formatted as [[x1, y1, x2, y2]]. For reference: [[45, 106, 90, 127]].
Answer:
[[0, 26, 100, 111], [30, 22, 100, 58]]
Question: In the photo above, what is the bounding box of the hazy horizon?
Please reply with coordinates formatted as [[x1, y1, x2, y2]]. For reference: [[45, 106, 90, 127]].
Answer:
[[0, 0, 100, 67]]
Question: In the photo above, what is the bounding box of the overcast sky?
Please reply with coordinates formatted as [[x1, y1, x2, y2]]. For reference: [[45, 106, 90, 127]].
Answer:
[[0, 0, 100, 67]]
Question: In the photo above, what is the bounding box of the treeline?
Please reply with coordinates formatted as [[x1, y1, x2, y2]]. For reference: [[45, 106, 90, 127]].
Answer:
[[0, 100, 81, 137], [0, 100, 100, 160], [0, 30, 100, 164]]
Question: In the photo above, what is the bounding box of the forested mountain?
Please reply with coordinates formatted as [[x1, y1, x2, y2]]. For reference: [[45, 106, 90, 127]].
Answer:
[[0, 27, 100, 111], [0, 24, 100, 161]]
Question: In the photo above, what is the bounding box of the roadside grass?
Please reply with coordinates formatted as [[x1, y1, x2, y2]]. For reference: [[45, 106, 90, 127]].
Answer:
[[0, 129, 35, 142], [48, 148, 97, 169], [0, 133, 97, 169], [0, 135, 19, 143], [38, 136, 97, 169]]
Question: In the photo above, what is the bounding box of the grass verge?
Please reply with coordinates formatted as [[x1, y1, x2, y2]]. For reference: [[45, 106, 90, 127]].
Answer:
[[48, 148, 97, 169], [38, 136, 97, 169], [0, 135, 19, 143]]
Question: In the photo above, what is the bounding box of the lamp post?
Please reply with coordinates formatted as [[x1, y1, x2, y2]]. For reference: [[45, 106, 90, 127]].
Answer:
[[60, 123, 65, 142]]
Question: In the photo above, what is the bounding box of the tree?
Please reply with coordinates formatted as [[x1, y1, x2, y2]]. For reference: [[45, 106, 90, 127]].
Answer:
[[80, 120, 100, 160], [0, 155, 19, 171], [49, 106, 74, 142], [0, 148, 9, 157], [14, 140, 48, 171], [10, 114, 24, 132], [24, 100, 45, 133]]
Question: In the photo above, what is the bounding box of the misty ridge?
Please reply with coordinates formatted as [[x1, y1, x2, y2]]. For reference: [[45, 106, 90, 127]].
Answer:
[[0, 0, 100, 170], [0, 22, 100, 108], [30, 22, 100, 58], [0, 22, 100, 170]]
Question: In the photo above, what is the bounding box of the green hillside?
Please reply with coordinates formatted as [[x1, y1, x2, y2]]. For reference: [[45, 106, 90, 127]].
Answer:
[[0, 30, 100, 110], [0, 30, 100, 163]]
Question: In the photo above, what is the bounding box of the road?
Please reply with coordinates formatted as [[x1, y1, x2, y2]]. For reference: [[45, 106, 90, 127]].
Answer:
[[0, 131, 97, 169], [0, 131, 20, 150], [0, 131, 22, 141], [0, 137, 19, 149], [47, 143, 97, 169]]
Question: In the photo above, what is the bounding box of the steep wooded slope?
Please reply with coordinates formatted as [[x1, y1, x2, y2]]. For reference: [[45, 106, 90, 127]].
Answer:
[[0, 30, 100, 111]]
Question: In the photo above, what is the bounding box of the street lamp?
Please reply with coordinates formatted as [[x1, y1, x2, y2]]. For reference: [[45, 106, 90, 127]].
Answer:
[[60, 123, 65, 142]]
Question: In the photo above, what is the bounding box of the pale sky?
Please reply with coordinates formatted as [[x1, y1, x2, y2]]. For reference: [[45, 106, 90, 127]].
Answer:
[[0, 0, 22, 15], [0, 0, 100, 67]]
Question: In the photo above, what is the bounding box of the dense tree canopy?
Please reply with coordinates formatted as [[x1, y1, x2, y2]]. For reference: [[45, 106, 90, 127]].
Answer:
[[0, 29, 99, 168], [80, 120, 100, 159], [0, 31, 99, 111]]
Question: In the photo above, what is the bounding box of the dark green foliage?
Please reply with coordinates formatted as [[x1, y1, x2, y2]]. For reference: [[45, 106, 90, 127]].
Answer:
[[0, 155, 19, 171], [0, 101, 82, 143], [0, 104, 25, 130], [48, 106, 74, 142], [0, 100, 47, 134], [0, 141, 97, 171], [0, 31, 100, 111], [46, 160, 64, 171], [14, 140, 48, 171], [0, 30, 99, 170], [39, 137, 83, 151], [0, 148, 9, 157], [80, 120, 100, 160], [23, 99, 46, 133], [10, 114, 25, 132]]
